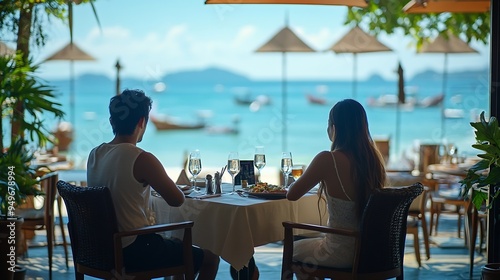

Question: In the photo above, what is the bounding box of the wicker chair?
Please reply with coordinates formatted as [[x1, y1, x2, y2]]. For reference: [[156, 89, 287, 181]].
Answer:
[[57, 180, 195, 280], [281, 183, 423, 280]]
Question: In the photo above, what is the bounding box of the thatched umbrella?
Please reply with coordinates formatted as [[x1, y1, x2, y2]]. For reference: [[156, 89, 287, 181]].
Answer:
[[0, 42, 15, 57], [419, 33, 478, 138], [327, 26, 392, 99], [205, 0, 367, 6], [44, 42, 95, 127], [403, 0, 490, 13], [255, 25, 315, 152]]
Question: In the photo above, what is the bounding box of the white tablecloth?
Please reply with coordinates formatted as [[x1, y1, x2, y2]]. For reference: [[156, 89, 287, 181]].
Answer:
[[151, 185, 327, 270]]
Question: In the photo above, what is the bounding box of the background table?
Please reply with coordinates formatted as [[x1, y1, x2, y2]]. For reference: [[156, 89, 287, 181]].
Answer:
[[151, 185, 327, 270]]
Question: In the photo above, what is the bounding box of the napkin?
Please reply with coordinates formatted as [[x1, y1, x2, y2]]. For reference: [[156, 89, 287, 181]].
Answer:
[[187, 194, 221, 200], [176, 169, 191, 185]]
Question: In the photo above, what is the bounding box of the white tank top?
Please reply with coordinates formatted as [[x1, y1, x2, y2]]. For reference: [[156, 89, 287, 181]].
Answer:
[[87, 143, 150, 247]]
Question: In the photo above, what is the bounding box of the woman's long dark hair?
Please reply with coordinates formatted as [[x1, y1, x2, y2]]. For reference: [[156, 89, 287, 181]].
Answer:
[[327, 99, 386, 218]]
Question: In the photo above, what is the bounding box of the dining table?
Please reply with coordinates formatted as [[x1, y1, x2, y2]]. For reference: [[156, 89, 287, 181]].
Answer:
[[150, 184, 327, 270], [427, 163, 471, 178]]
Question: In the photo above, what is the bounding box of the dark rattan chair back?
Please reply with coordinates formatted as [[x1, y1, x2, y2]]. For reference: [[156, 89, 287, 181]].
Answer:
[[57, 181, 117, 272], [282, 183, 423, 280], [57, 180, 195, 280], [357, 183, 424, 274]]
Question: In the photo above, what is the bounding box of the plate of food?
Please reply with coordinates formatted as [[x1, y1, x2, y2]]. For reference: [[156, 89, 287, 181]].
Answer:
[[244, 182, 287, 199], [177, 185, 194, 195]]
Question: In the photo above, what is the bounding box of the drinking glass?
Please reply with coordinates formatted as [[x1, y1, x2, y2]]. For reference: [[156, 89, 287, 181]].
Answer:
[[188, 150, 202, 192], [281, 152, 293, 188], [292, 165, 303, 180], [254, 146, 266, 183], [227, 152, 241, 194]]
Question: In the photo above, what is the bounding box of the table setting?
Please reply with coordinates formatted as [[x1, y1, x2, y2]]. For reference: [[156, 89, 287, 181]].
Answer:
[[150, 147, 327, 270]]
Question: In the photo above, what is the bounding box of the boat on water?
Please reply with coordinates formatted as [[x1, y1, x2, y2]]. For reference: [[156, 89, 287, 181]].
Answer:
[[367, 94, 444, 108], [444, 108, 465, 119], [419, 94, 444, 108], [234, 93, 271, 106], [306, 94, 327, 105], [205, 126, 239, 135], [150, 115, 205, 131], [205, 115, 240, 135]]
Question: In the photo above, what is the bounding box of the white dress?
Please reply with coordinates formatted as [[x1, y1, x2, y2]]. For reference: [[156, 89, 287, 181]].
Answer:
[[292, 153, 359, 268]]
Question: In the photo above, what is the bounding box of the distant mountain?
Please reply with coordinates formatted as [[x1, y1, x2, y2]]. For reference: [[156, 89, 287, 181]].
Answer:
[[366, 73, 387, 83], [411, 68, 488, 82], [62, 66, 488, 85], [162, 67, 252, 84], [78, 73, 112, 84]]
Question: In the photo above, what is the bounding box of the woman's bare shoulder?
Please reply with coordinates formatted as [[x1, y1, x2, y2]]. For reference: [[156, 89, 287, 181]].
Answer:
[[331, 150, 350, 160], [313, 150, 334, 162]]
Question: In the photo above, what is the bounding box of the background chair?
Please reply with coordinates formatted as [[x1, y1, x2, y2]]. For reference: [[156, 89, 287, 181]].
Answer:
[[17, 172, 69, 279], [426, 177, 469, 238], [56, 180, 195, 280], [374, 137, 390, 165], [281, 183, 423, 280], [465, 195, 488, 278]]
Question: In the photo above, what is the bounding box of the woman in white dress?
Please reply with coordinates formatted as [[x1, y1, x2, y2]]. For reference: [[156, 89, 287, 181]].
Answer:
[[286, 99, 386, 271]]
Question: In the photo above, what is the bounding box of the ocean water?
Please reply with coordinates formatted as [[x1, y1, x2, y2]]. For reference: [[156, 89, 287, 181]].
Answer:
[[32, 73, 490, 171]]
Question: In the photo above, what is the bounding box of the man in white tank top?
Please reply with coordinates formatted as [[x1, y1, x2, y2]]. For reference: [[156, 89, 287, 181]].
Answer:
[[87, 89, 219, 279]]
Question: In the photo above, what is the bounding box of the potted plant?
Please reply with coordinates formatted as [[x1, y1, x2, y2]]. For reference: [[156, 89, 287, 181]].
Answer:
[[459, 111, 500, 279], [0, 138, 40, 280], [0, 53, 64, 279], [460, 111, 500, 209]]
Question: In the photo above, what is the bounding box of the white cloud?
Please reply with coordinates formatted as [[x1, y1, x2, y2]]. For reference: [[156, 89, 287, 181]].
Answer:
[[86, 26, 130, 41], [232, 25, 257, 48]]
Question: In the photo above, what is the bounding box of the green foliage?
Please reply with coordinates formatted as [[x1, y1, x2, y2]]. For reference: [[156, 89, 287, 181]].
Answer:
[[0, 0, 99, 49], [346, 0, 490, 50], [0, 138, 41, 215], [0, 53, 65, 148], [460, 112, 500, 210], [0, 54, 64, 215]]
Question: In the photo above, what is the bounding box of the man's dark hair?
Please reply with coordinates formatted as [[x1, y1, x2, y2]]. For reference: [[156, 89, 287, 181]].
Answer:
[[109, 89, 152, 135]]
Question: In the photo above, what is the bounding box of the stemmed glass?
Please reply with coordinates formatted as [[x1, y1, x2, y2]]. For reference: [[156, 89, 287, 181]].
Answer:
[[281, 152, 293, 188], [254, 146, 266, 183], [227, 151, 241, 195], [188, 150, 202, 192]]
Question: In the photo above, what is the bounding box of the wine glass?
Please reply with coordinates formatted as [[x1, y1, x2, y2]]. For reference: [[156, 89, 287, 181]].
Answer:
[[188, 150, 202, 192], [227, 151, 240, 194], [254, 146, 266, 183], [281, 152, 293, 188]]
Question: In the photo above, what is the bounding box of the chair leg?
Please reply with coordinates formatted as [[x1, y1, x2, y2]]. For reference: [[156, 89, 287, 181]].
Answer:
[[409, 228, 421, 267], [420, 214, 431, 260], [434, 204, 442, 236], [469, 209, 479, 278], [47, 219, 54, 279], [457, 207, 462, 238], [57, 195, 69, 268], [429, 205, 435, 236]]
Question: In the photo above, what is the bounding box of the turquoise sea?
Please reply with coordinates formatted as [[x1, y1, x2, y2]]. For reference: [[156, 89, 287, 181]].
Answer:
[[31, 70, 490, 171]]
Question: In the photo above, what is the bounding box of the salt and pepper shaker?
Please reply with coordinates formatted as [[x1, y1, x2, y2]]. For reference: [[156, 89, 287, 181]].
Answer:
[[214, 171, 222, 194], [206, 174, 213, 195]]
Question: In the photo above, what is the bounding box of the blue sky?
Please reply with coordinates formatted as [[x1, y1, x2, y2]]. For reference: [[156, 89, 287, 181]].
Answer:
[[8, 0, 490, 81]]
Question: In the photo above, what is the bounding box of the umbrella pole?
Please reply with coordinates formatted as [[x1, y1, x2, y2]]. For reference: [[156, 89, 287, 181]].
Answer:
[[441, 53, 448, 139], [353, 53, 357, 100], [396, 103, 401, 160], [282, 52, 287, 152], [70, 60, 75, 128]]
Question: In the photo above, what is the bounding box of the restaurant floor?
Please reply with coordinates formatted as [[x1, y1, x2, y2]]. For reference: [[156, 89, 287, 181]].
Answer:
[[19, 212, 487, 280]]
